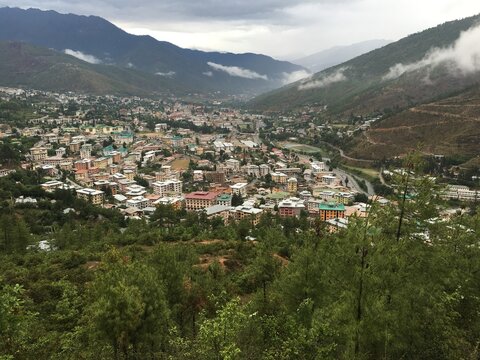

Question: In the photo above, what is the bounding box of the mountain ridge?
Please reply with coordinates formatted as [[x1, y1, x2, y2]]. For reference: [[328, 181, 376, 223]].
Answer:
[[0, 7, 306, 95]]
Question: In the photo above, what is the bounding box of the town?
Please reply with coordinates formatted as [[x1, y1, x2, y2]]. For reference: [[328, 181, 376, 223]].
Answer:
[[2, 86, 478, 236]]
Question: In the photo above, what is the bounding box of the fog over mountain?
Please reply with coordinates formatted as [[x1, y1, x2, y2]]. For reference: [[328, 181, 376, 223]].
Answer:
[[294, 39, 391, 73]]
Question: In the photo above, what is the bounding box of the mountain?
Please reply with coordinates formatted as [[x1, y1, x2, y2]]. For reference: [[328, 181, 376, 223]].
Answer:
[[293, 39, 391, 73], [0, 7, 305, 95], [345, 84, 480, 161], [250, 14, 480, 113], [0, 41, 186, 96]]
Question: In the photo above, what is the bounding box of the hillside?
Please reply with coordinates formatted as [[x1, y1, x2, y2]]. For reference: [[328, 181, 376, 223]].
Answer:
[[0, 41, 185, 96], [293, 39, 391, 73], [345, 85, 480, 161], [0, 7, 305, 95], [250, 14, 480, 113]]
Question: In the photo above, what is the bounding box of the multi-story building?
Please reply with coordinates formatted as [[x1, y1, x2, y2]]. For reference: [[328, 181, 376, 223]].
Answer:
[[29, 147, 48, 161], [287, 177, 298, 193], [443, 185, 478, 202], [319, 202, 346, 221], [126, 196, 149, 209], [216, 194, 232, 206], [185, 191, 219, 211], [259, 164, 270, 177], [76, 188, 105, 205], [230, 205, 263, 225], [80, 144, 92, 159], [271, 172, 288, 184], [225, 159, 240, 172], [152, 180, 183, 196], [55, 147, 66, 157], [230, 183, 248, 197], [244, 164, 260, 178], [278, 197, 305, 217]]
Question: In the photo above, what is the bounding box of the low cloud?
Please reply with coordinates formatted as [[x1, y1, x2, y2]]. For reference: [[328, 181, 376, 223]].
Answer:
[[155, 71, 176, 77], [384, 24, 480, 80], [64, 49, 101, 64], [298, 67, 348, 90], [203, 71, 213, 77], [207, 62, 268, 80], [281, 70, 310, 84]]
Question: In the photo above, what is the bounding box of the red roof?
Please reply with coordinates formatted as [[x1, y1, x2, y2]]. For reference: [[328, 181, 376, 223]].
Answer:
[[185, 191, 218, 200]]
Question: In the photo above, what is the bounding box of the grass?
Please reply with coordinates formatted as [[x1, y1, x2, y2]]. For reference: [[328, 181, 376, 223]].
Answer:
[[343, 165, 379, 183], [282, 142, 325, 154], [170, 158, 190, 171]]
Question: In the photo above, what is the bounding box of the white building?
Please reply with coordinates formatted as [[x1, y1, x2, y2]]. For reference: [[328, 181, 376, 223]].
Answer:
[[230, 183, 248, 197]]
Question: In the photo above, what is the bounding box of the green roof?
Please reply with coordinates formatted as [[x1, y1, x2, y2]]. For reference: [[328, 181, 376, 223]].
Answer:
[[217, 194, 232, 201], [319, 202, 345, 211]]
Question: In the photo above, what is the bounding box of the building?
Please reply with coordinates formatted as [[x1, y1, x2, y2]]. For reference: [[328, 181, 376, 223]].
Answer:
[[287, 177, 298, 193], [29, 147, 48, 161], [126, 196, 149, 209], [205, 171, 226, 184], [41, 180, 74, 192], [271, 172, 288, 184], [278, 197, 305, 217], [80, 144, 92, 159], [204, 205, 232, 224], [226, 159, 241, 172], [55, 147, 66, 157], [230, 183, 248, 197], [152, 180, 183, 196], [76, 188, 105, 205], [322, 175, 337, 185], [185, 191, 219, 211], [259, 164, 270, 177], [216, 194, 232, 206], [443, 185, 478, 202], [319, 202, 346, 221], [230, 205, 263, 225]]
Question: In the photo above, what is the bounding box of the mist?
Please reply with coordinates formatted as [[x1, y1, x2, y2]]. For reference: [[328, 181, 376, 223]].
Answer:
[[298, 67, 348, 90], [384, 23, 480, 80]]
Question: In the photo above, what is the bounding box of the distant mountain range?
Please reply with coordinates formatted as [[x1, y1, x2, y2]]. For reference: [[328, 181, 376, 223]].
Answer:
[[293, 39, 391, 73], [251, 13, 480, 162], [251, 14, 480, 114], [0, 7, 306, 96]]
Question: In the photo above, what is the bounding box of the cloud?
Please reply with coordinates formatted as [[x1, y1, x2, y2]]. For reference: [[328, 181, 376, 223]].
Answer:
[[155, 71, 176, 77], [298, 67, 348, 90], [207, 62, 268, 80], [384, 24, 480, 80], [126, 62, 135, 68], [281, 70, 311, 84], [203, 71, 213, 76], [63, 49, 101, 64]]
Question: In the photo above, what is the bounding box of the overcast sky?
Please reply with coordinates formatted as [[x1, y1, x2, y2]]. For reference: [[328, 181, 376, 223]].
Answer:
[[3, 0, 480, 59]]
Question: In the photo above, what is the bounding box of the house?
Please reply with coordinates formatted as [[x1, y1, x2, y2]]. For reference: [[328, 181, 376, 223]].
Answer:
[[278, 197, 305, 217], [230, 183, 248, 197], [185, 191, 219, 211], [76, 188, 104, 205], [319, 202, 346, 221]]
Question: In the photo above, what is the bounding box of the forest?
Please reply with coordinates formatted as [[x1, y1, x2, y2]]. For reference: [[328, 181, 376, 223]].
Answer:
[[0, 163, 480, 360]]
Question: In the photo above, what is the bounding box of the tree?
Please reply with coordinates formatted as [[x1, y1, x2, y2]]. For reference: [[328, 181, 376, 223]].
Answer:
[[87, 250, 171, 359], [231, 194, 244, 207]]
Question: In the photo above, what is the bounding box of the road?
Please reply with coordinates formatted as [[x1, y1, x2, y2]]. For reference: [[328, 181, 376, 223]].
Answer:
[[294, 152, 375, 196], [318, 141, 375, 164], [333, 167, 375, 196]]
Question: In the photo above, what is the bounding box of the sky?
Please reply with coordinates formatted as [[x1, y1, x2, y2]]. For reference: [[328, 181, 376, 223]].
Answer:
[[3, 0, 480, 59]]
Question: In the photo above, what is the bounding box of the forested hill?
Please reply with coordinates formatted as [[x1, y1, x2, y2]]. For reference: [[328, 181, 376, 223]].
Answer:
[[0, 41, 187, 96], [250, 13, 480, 114], [0, 7, 306, 95], [1, 165, 479, 359]]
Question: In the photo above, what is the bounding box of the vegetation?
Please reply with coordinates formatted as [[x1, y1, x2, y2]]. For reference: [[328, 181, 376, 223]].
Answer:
[[0, 160, 480, 359]]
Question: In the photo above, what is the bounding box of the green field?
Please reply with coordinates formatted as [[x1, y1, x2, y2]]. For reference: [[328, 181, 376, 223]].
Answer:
[[282, 142, 324, 154]]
